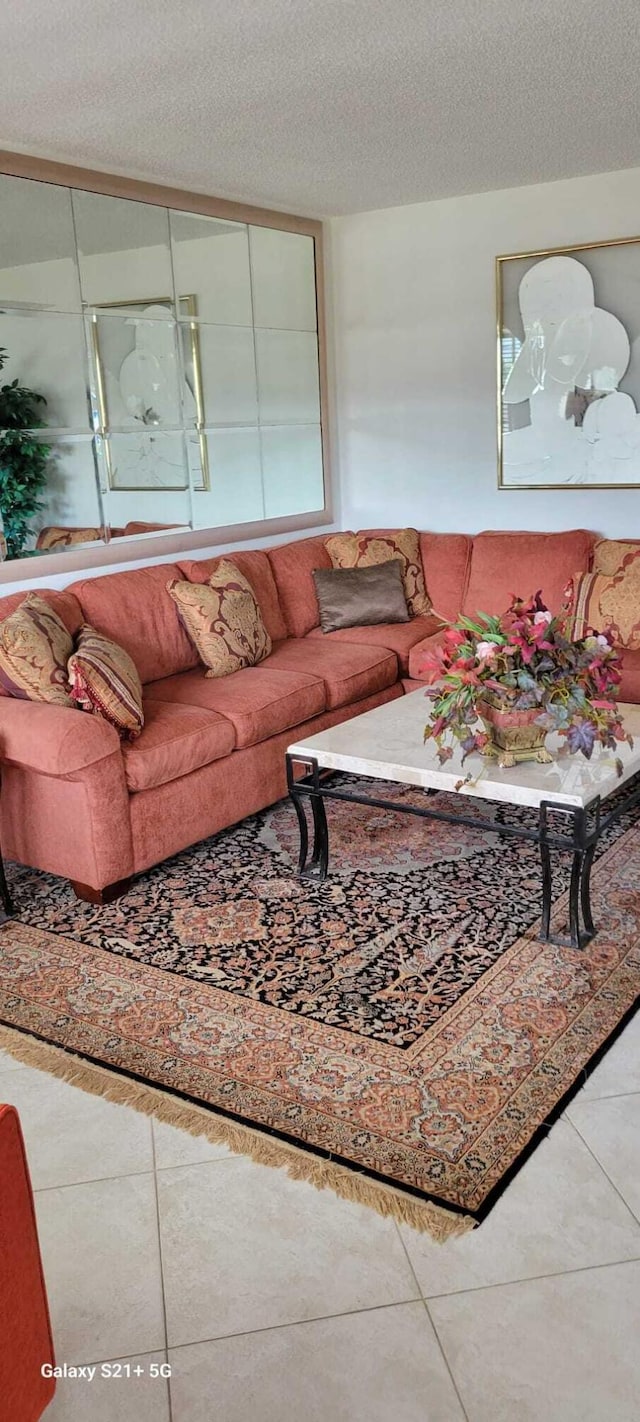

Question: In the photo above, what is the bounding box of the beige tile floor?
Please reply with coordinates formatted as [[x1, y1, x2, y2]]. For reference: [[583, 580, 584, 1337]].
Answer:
[[0, 1011, 638, 1421]]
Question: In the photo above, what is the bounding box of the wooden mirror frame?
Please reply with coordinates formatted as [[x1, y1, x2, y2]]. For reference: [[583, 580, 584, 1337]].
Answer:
[[0, 150, 332, 583]]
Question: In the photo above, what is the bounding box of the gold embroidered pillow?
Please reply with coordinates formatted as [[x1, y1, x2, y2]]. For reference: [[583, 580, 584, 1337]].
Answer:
[[68, 625, 144, 739], [167, 560, 272, 678], [325, 529, 431, 618], [593, 539, 640, 575], [0, 593, 73, 705], [569, 561, 640, 650]]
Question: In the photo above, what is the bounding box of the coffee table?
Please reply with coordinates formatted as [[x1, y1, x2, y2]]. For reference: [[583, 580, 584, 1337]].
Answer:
[[286, 690, 640, 950]]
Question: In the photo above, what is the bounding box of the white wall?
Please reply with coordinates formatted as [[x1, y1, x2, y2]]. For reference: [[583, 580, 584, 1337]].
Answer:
[[329, 165, 640, 537]]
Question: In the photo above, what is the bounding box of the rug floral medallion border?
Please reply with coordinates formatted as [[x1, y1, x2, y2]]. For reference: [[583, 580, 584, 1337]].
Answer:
[[0, 820, 638, 1223]]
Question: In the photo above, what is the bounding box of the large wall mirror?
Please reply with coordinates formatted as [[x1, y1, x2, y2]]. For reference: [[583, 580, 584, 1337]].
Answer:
[[0, 156, 328, 574]]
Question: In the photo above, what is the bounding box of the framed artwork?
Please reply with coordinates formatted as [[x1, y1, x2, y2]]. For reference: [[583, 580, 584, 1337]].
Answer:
[[497, 235, 640, 489], [89, 294, 210, 491]]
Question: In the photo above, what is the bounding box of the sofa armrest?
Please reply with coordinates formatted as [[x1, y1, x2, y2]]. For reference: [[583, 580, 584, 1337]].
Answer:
[[0, 699, 121, 777]]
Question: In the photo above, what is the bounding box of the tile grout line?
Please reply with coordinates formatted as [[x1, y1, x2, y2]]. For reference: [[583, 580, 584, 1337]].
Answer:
[[32, 1165, 156, 1194], [150, 1123, 174, 1422], [167, 1297, 442, 1353], [423, 1253, 640, 1302], [563, 1114, 640, 1231], [30, 1152, 237, 1197], [392, 1220, 471, 1422], [569, 1086, 640, 1105]]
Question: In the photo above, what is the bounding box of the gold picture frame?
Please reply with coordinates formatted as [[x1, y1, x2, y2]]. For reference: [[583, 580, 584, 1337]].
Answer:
[[89, 294, 210, 492], [497, 233, 640, 490]]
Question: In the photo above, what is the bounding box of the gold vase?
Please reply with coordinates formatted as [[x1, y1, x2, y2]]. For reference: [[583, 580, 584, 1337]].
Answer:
[[476, 690, 553, 770]]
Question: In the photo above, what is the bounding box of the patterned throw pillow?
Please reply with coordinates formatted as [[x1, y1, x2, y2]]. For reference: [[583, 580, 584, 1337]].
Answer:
[[68, 625, 144, 739], [568, 554, 640, 649], [0, 593, 73, 705], [167, 559, 272, 678], [325, 529, 431, 618]]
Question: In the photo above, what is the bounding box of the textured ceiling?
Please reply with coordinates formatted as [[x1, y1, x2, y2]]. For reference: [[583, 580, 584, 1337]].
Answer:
[[0, 0, 639, 217]]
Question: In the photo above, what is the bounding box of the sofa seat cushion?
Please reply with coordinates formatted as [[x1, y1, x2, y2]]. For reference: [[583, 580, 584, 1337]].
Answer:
[[263, 639, 398, 709], [122, 700, 235, 792], [146, 665, 326, 750], [306, 614, 442, 674], [462, 529, 594, 618]]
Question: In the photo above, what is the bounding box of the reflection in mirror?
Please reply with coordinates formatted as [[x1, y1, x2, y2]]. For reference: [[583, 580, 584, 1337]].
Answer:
[[101, 432, 192, 539], [4, 434, 105, 559], [255, 328, 320, 424], [72, 191, 173, 312], [89, 311, 182, 432], [189, 427, 264, 529], [0, 309, 90, 430], [181, 323, 258, 428], [170, 212, 252, 325], [249, 228, 317, 331], [262, 425, 324, 518], [0, 168, 325, 564], [0, 173, 81, 312]]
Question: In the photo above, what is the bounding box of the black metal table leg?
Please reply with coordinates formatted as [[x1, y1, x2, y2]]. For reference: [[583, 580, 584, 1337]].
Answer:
[[286, 754, 329, 882], [539, 804, 552, 941], [0, 847, 14, 918], [539, 801, 598, 950], [306, 790, 329, 881], [580, 842, 596, 937]]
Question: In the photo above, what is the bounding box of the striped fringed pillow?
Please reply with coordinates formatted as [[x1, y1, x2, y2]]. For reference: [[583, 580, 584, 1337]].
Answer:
[[68, 625, 144, 740]]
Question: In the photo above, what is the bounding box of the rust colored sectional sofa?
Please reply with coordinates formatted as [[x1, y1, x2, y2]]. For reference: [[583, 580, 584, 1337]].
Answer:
[[1, 524, 635, 901]]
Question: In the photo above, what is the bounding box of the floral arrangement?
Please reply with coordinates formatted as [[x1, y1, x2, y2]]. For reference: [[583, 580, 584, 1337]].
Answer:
[[421, 592, 631, 767]]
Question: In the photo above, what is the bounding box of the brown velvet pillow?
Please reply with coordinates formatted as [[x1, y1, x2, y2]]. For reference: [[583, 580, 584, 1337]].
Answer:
[[313, 561, 409, 634]]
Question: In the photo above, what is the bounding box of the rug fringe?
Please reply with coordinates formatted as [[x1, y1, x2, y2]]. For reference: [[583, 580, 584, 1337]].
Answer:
[[0, 1025, 475, 1242]]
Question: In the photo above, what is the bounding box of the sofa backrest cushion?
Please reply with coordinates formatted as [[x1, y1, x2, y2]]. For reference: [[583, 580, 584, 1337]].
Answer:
[[267, 535, 332, 638], [418, 533, 472, 622], [462, 529, 594, 617], [178, 549, 287, 642], [70, 564, 199, 684]]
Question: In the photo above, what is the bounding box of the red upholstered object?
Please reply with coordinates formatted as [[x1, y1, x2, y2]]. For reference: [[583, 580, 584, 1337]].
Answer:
[[617, 647, 640, 703], [70, 563, 199, 684], [419, 532, 472, 622], [463, 529, 594, 617], [146, 664, 326, 750], [266, 536, 332, 638], [305, 614, 442, 674], [178, 550, 287, 642], [0, 1104, 55, 1421]]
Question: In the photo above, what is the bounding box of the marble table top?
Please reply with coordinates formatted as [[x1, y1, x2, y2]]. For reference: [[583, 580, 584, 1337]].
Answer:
[[288, 690, 640, 811]]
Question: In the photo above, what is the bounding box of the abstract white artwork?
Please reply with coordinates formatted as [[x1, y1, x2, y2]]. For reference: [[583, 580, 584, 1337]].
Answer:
[[497, 239, 640, 488]]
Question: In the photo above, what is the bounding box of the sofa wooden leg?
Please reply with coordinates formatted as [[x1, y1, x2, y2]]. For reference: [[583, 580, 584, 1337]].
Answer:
[[71, 877, 132, 905]]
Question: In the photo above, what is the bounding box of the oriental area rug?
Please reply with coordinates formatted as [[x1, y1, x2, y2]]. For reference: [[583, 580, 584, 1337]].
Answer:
[[0, 781, 638, 1241]]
